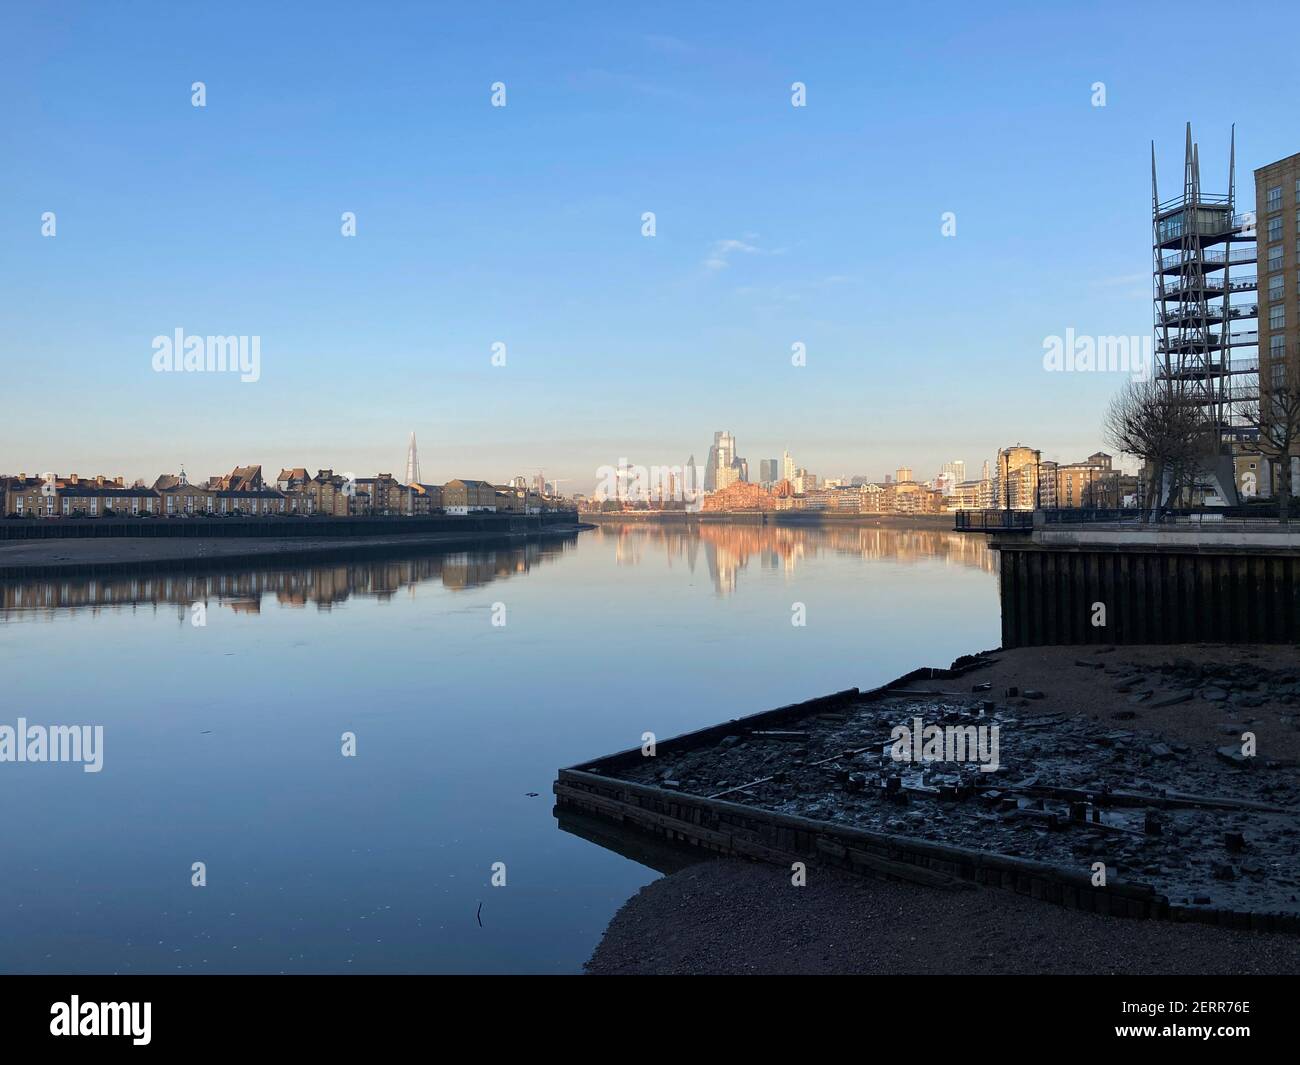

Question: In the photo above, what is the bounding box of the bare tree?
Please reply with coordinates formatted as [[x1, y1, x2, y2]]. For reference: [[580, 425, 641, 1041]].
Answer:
[[1105, 379, 1217, 522], [1235, 382, 1300, 523]]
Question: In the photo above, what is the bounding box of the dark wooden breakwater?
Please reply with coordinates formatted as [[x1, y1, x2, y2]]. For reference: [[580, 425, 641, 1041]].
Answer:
[[995, 524, 1300, 647], [556, 655, 1299, 932]]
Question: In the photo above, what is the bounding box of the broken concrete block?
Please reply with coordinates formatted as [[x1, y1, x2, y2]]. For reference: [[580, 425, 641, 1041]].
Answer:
[[1216, 745, 1253, 769]]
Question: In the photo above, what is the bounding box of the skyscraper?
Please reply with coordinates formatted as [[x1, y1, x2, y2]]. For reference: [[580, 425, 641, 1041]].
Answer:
[[782, 450, 795, 483], [705, 431, 747, 490], [406, 432, 420, 485], [759, 459, 779, 485], [704, 433, 724, 491], [941, 460, 966, 484]]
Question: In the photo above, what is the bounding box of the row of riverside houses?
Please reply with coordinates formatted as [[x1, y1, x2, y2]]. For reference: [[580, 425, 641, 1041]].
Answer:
[[1, 465, 556, 519]]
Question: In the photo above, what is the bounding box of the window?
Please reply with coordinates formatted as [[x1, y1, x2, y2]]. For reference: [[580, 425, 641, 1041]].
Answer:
[[1271, 273, 1285, 301], [1271, 334, 1285, 358], [1270, 244, 1284, 271], [1268, 185, 1282, 211], [1273, 362, 1287, 389], [1271, 304, 1286, 329], [1269, 216, 1283, 242]]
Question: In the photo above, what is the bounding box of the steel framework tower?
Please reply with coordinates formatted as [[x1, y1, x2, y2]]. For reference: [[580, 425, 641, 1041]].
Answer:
[[1152, 124, 1258, 431], [406, 432, 420, 485]]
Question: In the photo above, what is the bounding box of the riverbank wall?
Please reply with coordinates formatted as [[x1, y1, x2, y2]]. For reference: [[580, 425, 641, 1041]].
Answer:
[[0, 510, 579, 541], [994, 525, 1300, 646], [583, 511, 952, 528], [0, 519, 587, 578]]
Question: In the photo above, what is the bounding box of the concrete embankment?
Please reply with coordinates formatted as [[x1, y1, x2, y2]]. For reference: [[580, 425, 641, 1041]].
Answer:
[[0, 524, 588, 577]]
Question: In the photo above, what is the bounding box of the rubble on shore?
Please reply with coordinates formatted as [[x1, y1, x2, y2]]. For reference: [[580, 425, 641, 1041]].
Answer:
[[612, 645, 1300, 918]]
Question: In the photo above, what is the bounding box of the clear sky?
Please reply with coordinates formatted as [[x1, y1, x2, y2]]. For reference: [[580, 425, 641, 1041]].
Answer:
[[3, 0, 1298, 491]]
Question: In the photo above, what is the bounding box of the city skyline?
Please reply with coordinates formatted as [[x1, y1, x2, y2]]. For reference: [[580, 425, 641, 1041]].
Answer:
[[0, 426, 1143, 500], [7, 3, 1300, 487]]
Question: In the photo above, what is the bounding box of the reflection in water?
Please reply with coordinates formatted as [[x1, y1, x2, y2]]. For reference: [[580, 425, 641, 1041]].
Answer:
[[0, 538, 578, 621], [0, 523, 999, 974], [599, 521, 995, 596]]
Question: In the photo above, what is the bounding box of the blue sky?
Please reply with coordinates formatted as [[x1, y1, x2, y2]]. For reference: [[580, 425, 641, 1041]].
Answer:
[[2, 0, 1298, 491]]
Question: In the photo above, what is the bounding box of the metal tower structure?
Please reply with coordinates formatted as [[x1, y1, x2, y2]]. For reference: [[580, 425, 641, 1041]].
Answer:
[[1152, 123, 1258, 432], [405, 432, 420, 485]]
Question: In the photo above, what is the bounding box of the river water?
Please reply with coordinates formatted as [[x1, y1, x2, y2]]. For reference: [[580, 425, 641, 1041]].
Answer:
[[0, 521, 998, 973]]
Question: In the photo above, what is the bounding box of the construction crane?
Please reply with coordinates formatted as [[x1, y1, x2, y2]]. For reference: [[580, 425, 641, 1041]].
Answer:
[[533, 468, 569, 496]]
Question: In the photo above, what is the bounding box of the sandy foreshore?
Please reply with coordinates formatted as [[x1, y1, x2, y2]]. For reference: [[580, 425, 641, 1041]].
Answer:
[[586, 858, 1300, 975], [907, 643, 1300, 762], [0, 526, 584, 576], [584, 643, 1300, 975]]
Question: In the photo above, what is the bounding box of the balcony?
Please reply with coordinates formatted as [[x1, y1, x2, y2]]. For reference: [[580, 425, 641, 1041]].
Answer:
[[1156, 303, 1257, 326], [1155, 210, 1255, 247], [1157, 191, 1232, 209], [1159, 358, 1257, 375], [1159, 329, 1259, 354], [1161, 274, 1257, 298], [1158, 247, 1258, 274]]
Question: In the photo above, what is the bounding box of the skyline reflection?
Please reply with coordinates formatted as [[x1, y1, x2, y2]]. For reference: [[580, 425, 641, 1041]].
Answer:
[[0, 537, 579, 621], [598, 521, 996, 596]]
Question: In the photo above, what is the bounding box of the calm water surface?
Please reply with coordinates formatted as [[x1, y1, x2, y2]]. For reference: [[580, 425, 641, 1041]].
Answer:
[[0, 522, 998, 973]]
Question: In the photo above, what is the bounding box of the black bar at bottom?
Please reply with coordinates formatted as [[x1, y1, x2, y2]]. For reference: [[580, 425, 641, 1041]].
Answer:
[[0, 974, 1291, 1051]]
